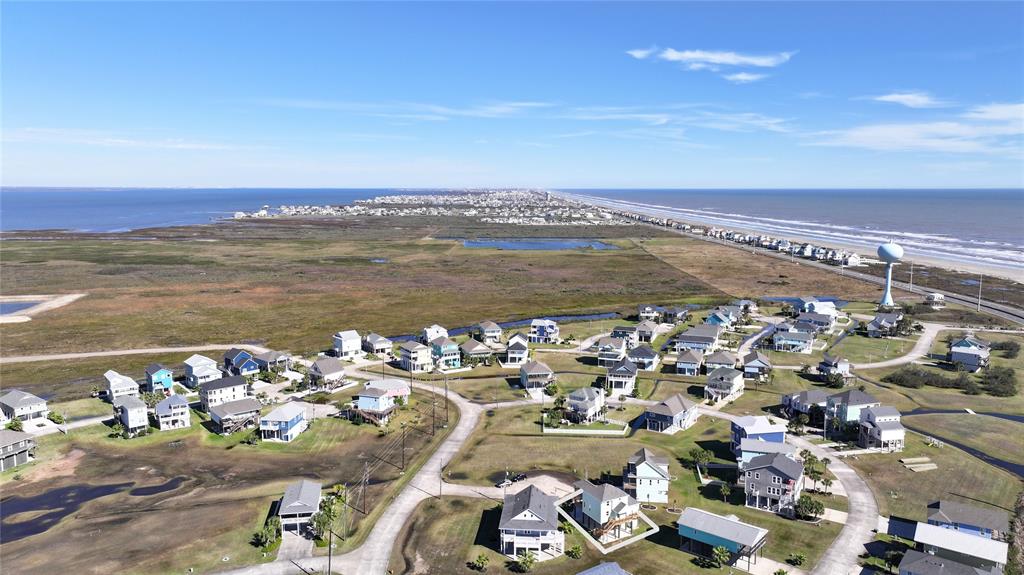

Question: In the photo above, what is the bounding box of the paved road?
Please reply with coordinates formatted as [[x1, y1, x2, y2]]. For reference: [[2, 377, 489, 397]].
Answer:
[[0, 343, 271, 364]]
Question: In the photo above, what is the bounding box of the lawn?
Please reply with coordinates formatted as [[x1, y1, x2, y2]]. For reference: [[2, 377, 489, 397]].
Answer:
[[901, 413, 1024, 467], [842, 433, 1021, 521], [828, 333, 920, 365]]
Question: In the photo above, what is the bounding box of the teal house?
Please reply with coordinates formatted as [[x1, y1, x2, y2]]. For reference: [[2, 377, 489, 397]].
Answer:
[[144, 363, 174, 395], [676, 507, 768, 570]]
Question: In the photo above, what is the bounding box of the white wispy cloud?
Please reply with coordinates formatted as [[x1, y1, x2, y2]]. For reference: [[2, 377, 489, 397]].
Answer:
[[3, 127, 243, 150], [870, 91, 950, 108], [722, 72, 768, 84], [262, 99, 552, 120], [658, 48, 795, 68], [810, 102, 1024, 155], [626, 46, 658, 60], [564, 105, 792, 134]]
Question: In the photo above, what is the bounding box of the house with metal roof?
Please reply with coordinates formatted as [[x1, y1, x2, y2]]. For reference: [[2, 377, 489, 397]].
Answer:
[[705, 367, 744, 403], [605, 359, 638, 396], [498, 485, 564, 559], [155, 395, 190, 431], [113, 396, 149, 436], [676, 507, 768, 571], [626, 344, 659, 371], [279, 479, 322, 533], [331, 329, 362, 359], [730, 415, 786, 455], [858, 405, 905, 452], [474, 320, 503, 344], [184, 354, 221, 388], [742, 453, 804, 515], [567, 387, 605, 423], [0, 389, 49, 423], [927, 500, 1010, 541], [0, 429, 35, 471], [644, 393, 698, 433], [623, 448, 670, 503], [105, 370, 140, 403], [260, 403, 308, 442], [362, 333, 393, 357], [911, 521, 1008, 571]]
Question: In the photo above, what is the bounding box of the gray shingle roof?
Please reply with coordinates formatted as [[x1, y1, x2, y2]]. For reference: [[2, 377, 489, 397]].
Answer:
[[521, 360, 552, 376], [575, 480, 633, 504], [203, 375, 247, 392], [113, 396, 147, 410], [155, 394, 189, 416], [210, 397, 262, 419], [927, 500, 1010, 534], [0, 389, 46, 409], [705, 350, 736, 365], [400, 340, 427, 352], [498, 484, 560, 531], [607, 358, 638, 376], [898, 549, 999, 575], [828, 389, 878, 406], [280, 479, 321, 516], [707, 367, 742, 383], [312, 357, 344, 375], [743, 351, 771, 367], [145, 363, 169, 376], [575, 562, 632, 575], [744, 452, 804, 481], [646, 393, 696, 417], [0, 429, 34, 449], [627, 344, 658, 360], [627, 448, 670, 479], [676, 349, 704, 364]]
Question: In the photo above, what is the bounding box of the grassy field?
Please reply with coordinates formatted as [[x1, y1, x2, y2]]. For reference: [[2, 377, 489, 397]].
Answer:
[[842, 433, 1021, 521], [828, 333, 920, 365], [0, 390, 458, 574], [902, 413, 1024, 467]]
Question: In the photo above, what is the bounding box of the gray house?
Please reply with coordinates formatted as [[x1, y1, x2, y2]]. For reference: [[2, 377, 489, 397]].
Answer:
[[209, 397, 262, 434], [705, 350, 737, 372], [742, 452, 805, 516], [948, 335, 991, 372], [645, 393, 699, 433], [675, 349, 704, 377], [898, 549, 1001, 575], [627, 344, 660, 371], [520, 361, 554, 392], [498, 485, 564, 559], [0, 429, 35, 471], [781, 389, 829, 422], [279, 479, 322, 534], [475, 321, 503, 344]]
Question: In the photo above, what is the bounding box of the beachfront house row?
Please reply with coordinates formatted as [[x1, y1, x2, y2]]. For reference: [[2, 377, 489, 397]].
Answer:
[[675, 349, 704, 377], [529, 319, 560, 344], [114, 396, 149, 436], [926, 500, 1010, 541], [399, 341, 433, 373], [623, 448, 671, 503], [627, 344, 660, 371], [611, 325, 640, 349], [475, 320, 503, 344], [430, 336, 461, 370], [948, 335, 991, 372], [730, 415, 787, 455], [279, 479, 322, 534], [460, 338, 493, 361], [421, 324, 448, 344], [742, 453, 805, 516], [331, 330, 362, 359], [645, 393, 699, 433], [771, 330, 814, 354], [742, 351, 772, 380], [504, 334, 530, 367], [605, 359, 638, 396], [154, 394, 191, 431], [858, 405, 906, 452], [362, 333, 393, 357], [498, 485, 565, 560], [105, 370, 140, 403], [260, 403, 308, 442], [636, 321, 658, 344], [705, 367, 744, 403], [0, 429, 36, 472], [0, 390, 49, 423], [309, 357, 346, 386], [223, 348, 260, 377], [184, 354, 221, 388], [827, 389, 881, 428], [705, 350, 737, 372], [819, 354, 852, 380], [573, 480, 640, 544], [209, 398, 262, 434], [596, 337, 627, 367], [674, 325, 722, 355], [199, 375, 249, 412], [143, 363, 174, 396], [676, 508, 768, 571], [520, 361, 554, 393], [866, 312, 904, 338], [567, 387, 605, 423]]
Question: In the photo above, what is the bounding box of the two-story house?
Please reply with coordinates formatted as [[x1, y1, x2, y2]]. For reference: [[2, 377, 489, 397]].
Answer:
[[858, 405, 905, 452], [223, 348, 260, 377], [114, 396, 149, 436], [605, 359, 638, 396], [926, 500, 1010, 540], [645, 393, 699, 433], [0, 389, 49, 423], [675, 349, 704, 377], [622, 448, 671, 503], [520, 361, 554, 393], [705, 350, 737, 372], [948, 335, 991, 372], [331, 330, 362, 359], [596, 337, 627, 368], [498, 485, 564, 560], [105, 370, 140, 403], [475, 320, 503, 344], [610, 326, 639, 349], [504, 333, 530, 367], [742, 351, 772, 380], [573, 480, 640, 544], [781, 389, 829, 424], [421, 324, 448, 344], [363, 333, 394, 357], [730, 415, 787, 456], [827, 389, 880, 429], [430, 336, 461, 370], [567, 387, 605, 423], [353, 386, 397, 426], [705, 367, 744, 402], [674, 325, 722, 355], [279, 479, 321, 534], [627, 344, 660, 371], [143, 363, 174, 396], [0, 429, 36, 471], [260, 403, 308, 442], [310, 357, 346, 386], [529, 319, 560, 344], [184, 354, 221, 388]]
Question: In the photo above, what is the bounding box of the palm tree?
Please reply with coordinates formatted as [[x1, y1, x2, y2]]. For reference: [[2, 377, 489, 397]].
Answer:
[[712, 545, 731, 568], [516, 550, 537, 572], [719, 483, 732, 502], [821, 477, 833, 495]]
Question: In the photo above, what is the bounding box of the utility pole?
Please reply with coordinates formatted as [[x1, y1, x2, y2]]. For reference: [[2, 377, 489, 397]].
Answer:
[[401, 425, 407, 471], [444, 372, 449, 425], [977, 274, 983, 312], [909, 261, 915, 292]]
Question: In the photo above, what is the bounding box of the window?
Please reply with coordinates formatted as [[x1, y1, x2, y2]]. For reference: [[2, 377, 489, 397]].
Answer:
[[772, 476, 782, 484], [754, 472, 760, 479]]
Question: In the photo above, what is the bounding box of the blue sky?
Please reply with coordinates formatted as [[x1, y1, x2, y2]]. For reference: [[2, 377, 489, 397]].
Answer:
[[2, 1, 1023, 188]]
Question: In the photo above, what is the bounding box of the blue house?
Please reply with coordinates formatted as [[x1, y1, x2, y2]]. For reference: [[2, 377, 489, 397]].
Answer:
[[259, 403, 308, 442], [927, 500, 1010, 540], [730, 416, 787, 456], [353, 387, 398, 425], [223, 348, 260, 377], [430, 337, 461, 370], [676, 507, 768, 571], [704, 311, 733, 328], [144, 363, 174, 395]]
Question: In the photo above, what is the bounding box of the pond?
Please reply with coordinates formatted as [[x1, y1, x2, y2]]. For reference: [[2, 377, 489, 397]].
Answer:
[[0, 301, 40, 315], [461, 238, 619, 251], [0, 482, 133, 543], [129, 476, 186, 496]]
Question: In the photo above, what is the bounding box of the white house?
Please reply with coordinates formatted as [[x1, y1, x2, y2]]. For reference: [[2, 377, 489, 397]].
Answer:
[[363, 333, 393, 357], [622, 448, 670, 503], [364, 379, 411, 403], [705, 367, 744, 402], [949, 335, 991, 372], [399, 340, 433, 373], [475, 320, 503, 344], [154, 395, 191, 430], [610, 326, 640, 349], [113, 396, 148, 436], [279, 479, 322, 534], [857, 405, 905, 452], [184, 354, 221, 388], [105, 370, 140, 403], [504, 333, 530, 367], [354, 387, 398, 425], [605, 359, 638, 396], [529, 319, 560, 344], [596, 337, 627, 367], [574, 480, 640, 544], [331, 330, 362, 359], [309, 357, 346, 385], [520, 361, 554, 393], [421, 324, 448, 344], [567, 387, 605, 423], [498, 485, 564, 560], [0, 390, 49, 423], [199, 375, 248, 412]]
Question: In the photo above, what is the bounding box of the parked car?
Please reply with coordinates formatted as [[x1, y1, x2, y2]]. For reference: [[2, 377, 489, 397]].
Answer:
[[495, 479, 512, 488], [511, 473, 527, 482]]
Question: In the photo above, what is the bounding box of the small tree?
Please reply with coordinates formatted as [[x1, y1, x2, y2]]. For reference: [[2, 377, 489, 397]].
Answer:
[[47, 412, 66, 424], [516, 550, 537, 572], [6, 418, 24, 432], [719, 483, 732, 502], [471, 553, 489, 572], [795, 495, 824, 520], [788, 553, 807, 566], [110, 421, 125, 438], [566, 544, 583, 559], [689, 447, 712, 474], [821, 477, 833, 496], [774, 570, 790, 575], [712, 545, 731, 568], [141, 392, 163, 409]]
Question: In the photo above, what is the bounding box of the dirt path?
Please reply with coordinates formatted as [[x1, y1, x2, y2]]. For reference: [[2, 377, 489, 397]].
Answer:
[[0, 343, 270, 364]]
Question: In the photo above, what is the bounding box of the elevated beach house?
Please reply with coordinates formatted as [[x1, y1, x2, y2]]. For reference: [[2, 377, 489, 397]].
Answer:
[[705, 367, 744, 402], [460, 338, 492, 362], [279, 479, 322, 534], [209, 398, 262, 434], [866, 312, 904, 338], [705, 350, 737, 372], [858, 405, 905, 452], [421, 324, 448, 344], [742, 351, 772, 380], [475, 320, 503, 344], [627, 344, 660, 371], [504, 333, 530, 367], [143, 363, 174, 396], [909, 521, 1008, 572], [260, 403, 308, 442], [223, 348, 259, 377], [529, 319, 560, 344], [114, 396, 149, 436], [948, 335, 991, 372], [0, 389, 49, 423], [573, 480, 640, 544], [567, 387, 605, 423], [331, 329, 362, 359], [742, 453, 804, 516], [898, 549, 1002, 575], [623, 448, 671, 503], [636, 320, 658, 344], [645, 393, 699, 433], [826, 389, 880, 428], [199, 375, 248, 412], [676, 507, 768, 571], [772, 330, 814, 354], [730, 415, 786, 455], [364, 379, 411, 403], [781, 389, 829, 423], [498, 485, 565, 560], [605, 359, 638, 396], [0, 429, 36, 472], [520, 361, 554, 393], [362, 333, 393, 357], [253, 350, 290, 372], [430, 336, 461, 370], [675, 349, 704, 377], [353, 386, 398, 426], [399, 340, 433, 373], [927, 500, 1010, 540], [674, 325, 722, 355], [184, 354, 221, 388], [818, 354, 852, 381], [610, 325, 639, 349], [596, 336, 627, 367], [309, 357, 346, 386], [637, 304, 662, 322], [796, 311, 835, 332], [105, 370, 140, 403], [154, 394, 191, 431]]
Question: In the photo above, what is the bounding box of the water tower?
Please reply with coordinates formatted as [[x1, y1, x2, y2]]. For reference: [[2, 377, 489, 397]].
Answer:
[[877, 241, 904, 307]]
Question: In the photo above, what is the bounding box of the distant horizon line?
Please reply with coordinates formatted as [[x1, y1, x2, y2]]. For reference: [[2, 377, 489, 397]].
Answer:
[[2, 186, 1022, 192]]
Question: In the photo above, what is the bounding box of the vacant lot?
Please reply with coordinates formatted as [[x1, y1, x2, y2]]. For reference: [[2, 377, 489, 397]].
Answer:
[[902, 413, 1024, 468], [0, 391, 456, 574]]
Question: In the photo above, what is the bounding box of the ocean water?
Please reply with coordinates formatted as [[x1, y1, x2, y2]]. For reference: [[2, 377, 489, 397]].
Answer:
[[559, 189, 1024, 273]]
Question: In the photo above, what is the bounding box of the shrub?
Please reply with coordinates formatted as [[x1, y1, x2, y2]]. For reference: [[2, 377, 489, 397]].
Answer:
[[992, 340, 1021, 359], [5, 419, 23, 432], [47, 412, 66, 424], [566, 544, 583, 559], [982, 366, 1018, 397]]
